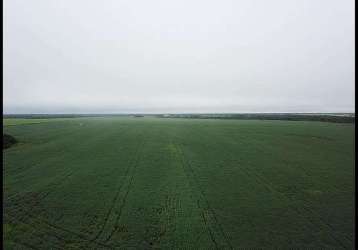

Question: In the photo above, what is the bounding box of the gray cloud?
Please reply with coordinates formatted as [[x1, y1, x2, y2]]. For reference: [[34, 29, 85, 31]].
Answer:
[[4, 0, 355, 113]]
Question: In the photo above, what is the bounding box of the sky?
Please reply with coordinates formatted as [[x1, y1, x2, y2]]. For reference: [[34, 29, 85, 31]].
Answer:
[[3, 0, 355, 114]]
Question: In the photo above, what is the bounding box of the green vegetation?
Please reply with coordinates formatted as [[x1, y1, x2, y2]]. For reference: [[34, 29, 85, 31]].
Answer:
[[3, 118, 82, 126], [3, 117, 355, 249]]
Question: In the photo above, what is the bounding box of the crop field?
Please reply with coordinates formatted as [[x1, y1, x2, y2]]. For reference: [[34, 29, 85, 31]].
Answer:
[[3, 117, 355, 249], [3, 118, 76, 126]]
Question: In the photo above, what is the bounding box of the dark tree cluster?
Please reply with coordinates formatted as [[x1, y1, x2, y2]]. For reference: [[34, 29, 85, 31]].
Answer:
[[3, 134, 17, 149]]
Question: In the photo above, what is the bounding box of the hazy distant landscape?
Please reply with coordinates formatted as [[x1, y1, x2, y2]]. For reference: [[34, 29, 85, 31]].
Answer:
[[3, 112, 355, 122], [3, 0, 354, 249]]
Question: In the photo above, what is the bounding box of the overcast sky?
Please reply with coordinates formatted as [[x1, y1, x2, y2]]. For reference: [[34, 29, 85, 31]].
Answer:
[[3, 0, 355, 114]]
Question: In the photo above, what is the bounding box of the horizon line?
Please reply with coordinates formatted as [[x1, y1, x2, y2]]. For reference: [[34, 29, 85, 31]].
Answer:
[[3, 112, 355, 115]]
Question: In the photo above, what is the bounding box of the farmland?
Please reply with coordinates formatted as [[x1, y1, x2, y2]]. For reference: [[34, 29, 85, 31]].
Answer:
[[3, 117, 355, 249]]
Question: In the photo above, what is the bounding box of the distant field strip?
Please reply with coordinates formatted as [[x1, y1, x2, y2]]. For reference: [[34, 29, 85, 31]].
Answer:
[[3, 117, 355, 249], [3, 118, 79, 126]]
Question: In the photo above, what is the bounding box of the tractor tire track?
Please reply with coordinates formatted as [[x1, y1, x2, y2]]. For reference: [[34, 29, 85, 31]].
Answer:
[[86, 137, 144, 246], [6, 213, 113, 249], [238, 163, 349, 249], [4, 127, 132, 249], [4, 170, 75, 225], [174, 142, 233, 250], [12, 240, 39, 250], [198, 127, 351, 249], [103, 139, 145, 243]]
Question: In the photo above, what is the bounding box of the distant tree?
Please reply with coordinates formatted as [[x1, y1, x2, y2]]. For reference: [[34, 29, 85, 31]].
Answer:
[[3, 134, 17, 149]]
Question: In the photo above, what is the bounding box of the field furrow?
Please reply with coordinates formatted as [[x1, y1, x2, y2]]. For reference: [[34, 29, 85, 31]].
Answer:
[[3, 117, 354, 249], [174, 142, 233, 249]]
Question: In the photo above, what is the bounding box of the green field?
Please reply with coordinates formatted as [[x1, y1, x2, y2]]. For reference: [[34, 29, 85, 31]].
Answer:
[[3, 117, 355, 249], [3, 118, 76, 126]]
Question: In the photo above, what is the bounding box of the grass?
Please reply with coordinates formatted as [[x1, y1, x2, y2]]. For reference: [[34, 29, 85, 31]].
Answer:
[[3, 118, 80, 126], [3, 117, 355, 249]]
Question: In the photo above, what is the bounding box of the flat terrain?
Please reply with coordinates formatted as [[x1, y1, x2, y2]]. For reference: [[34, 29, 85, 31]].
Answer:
[[3, 117, 355, 249]]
